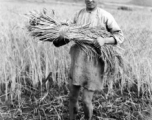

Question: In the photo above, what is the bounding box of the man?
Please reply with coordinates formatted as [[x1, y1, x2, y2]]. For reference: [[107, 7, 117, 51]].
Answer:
[[53, 0, 124, 119]]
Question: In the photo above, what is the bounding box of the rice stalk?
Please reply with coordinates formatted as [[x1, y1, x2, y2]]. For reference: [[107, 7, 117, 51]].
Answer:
[[26, 9, 129, 86], [25, 9, 111, 43]]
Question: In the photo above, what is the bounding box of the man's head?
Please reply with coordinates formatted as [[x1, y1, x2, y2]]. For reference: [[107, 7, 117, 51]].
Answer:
[[85, 0, 98, 11]]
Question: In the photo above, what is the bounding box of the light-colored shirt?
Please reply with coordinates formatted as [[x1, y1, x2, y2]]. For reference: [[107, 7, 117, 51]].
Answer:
[[72, 7, 124, 44]]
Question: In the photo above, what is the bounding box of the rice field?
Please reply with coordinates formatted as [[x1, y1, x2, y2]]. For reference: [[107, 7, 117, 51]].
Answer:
[[0, 1, 152, 120]]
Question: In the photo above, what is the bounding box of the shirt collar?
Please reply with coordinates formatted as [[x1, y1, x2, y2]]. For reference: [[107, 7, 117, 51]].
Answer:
[[86, 6, 98, 14]]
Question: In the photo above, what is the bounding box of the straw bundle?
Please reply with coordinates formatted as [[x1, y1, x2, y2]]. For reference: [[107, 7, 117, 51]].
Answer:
[[26, 9, 111, 43], [26, 9, 126, 81]]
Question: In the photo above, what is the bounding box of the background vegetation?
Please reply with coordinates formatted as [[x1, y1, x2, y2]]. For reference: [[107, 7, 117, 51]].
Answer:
[[0, 0, 152, 120], [6, 0, 152, 7]]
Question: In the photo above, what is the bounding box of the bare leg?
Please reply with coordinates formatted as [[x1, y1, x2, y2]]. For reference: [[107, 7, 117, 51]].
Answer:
[[69, 85, 81, 120], [82, 89, 94, 120]]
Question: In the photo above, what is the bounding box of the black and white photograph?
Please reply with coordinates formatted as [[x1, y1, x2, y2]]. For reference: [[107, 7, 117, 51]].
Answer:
[[0, 0, 152, 120]]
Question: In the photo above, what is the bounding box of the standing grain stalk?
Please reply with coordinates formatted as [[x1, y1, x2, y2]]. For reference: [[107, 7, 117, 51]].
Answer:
[[26, 8, 128, 86]]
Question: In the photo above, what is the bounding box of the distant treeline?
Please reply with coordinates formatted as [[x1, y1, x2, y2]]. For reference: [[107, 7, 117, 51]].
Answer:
[[13, 0, 152, 7], [25, 0, 82, 2], [20, 0, 100, 3], [130, 0, 152, 7]]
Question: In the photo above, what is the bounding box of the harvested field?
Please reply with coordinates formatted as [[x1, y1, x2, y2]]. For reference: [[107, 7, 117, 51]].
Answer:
[[0, 1, 152, 120]]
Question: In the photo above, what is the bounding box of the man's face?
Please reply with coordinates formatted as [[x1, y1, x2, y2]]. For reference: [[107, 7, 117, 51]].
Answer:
[[85, 0, 97, 10]]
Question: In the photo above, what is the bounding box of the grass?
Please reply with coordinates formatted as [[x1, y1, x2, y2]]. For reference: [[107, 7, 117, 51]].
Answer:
[[0, 1, 152, 120]]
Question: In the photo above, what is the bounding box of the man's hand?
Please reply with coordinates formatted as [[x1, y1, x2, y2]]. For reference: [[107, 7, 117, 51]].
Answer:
[[94, 37, 105, 48], [96, 37, 105, 46], [59, 25, 69, 37], [94, 37, 117, 48]]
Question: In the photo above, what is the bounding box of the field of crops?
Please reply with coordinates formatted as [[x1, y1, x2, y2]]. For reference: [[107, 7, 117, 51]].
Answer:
[[0, 1, 152, 120], [102, 0, 152, 7]]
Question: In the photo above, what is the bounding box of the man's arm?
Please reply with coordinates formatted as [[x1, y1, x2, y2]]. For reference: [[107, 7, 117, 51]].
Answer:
[[95, 12, 124, 47], [103, 37, 116, 44], [94, 36, 115, 47], [105, 12, 124, 45]]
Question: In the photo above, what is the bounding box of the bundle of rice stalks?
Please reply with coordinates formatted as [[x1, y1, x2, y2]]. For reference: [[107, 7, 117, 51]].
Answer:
[[26, 9, 111, 44], [26, 9, 127, 82]]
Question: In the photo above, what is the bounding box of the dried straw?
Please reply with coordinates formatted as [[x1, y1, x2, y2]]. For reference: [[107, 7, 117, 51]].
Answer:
[[26, 9, 126, 82], [26, 9, 111, 43]]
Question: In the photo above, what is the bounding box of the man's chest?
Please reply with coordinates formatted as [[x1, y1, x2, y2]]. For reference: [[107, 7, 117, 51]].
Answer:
[[76, 12, 106, 28]]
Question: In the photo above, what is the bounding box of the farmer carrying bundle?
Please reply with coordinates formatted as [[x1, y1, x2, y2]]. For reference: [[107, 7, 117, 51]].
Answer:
[[27, 0, 125, 120], [65, 1, 124, 119]]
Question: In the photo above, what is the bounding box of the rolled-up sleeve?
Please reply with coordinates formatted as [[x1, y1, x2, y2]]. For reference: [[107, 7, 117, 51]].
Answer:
[[53, 37, 70, 47], [105, 13, 124, 45]]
